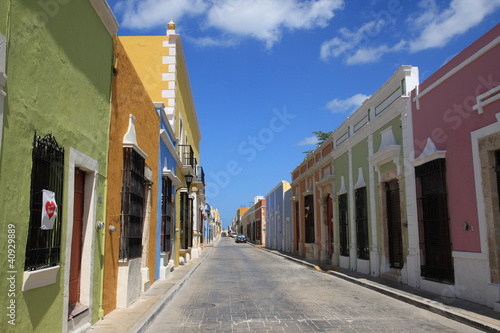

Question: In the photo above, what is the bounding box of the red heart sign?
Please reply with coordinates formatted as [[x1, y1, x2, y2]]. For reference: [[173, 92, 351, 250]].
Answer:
[[45, 201, 56, 219]]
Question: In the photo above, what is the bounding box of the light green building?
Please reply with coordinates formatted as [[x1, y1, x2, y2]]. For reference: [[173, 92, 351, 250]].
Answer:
[[0, 1, 117, 332], [332, 66, 419, 283]]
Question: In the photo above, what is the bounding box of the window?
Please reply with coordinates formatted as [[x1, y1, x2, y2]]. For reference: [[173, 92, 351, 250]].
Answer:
[[339, 194, 349, 256], [25, 133, 64, 271], [355, 187, 369, 260], [161, 177, 173, 253], [304, 195, 315, 243], [416, 158, 454, 283], [120, 148, 145, 259], [180, 191, 189, 249]]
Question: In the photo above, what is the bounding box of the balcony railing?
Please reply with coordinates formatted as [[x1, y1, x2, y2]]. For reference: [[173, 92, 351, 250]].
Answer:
[[195, 165, 205, 186], [179, 144, 197, 168]]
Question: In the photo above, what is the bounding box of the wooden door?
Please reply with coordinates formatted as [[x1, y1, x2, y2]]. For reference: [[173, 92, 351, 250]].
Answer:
[[69, 168, 85, 306], [386, 180, 403, 268], [326, 195, 334, 258]]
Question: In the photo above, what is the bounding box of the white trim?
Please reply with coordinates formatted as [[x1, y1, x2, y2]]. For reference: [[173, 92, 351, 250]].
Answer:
[[411, 138, 446, 167], [368, 146, 401, 179], [62, 148, 99, 333], [337, 176, 347, 195], [470, 112, 500, 256], [89, 0, 119, 36], [452, 251, 488, 261], [473, 85, 500, 114], [413, 36, 500, 110], [123, 114, 148, 159], [353, 167, 366, 189], [22, 266, 60, 291], [160, 129, 182, 166]]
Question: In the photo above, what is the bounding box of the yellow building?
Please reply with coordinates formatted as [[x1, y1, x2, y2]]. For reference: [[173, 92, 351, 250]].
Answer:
[[120, 20, 204, 268]]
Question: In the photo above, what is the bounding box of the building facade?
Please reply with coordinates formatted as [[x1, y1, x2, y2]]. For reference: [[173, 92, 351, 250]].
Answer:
[[103, 37, 160, 313], [120, 20, 205, 267], [265, 181, 292, 252], [291, 66, 419, 284], [406, 24, 500, 308], [0, 1, 117, 332]]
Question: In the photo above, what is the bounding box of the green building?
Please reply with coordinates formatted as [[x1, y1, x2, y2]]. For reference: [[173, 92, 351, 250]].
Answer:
[[0, 1, 117, 332]]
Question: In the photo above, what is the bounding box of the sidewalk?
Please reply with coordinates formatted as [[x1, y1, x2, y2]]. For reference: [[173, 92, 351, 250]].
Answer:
[[261, 247, 500, 333], [89, 245, 213, 333]]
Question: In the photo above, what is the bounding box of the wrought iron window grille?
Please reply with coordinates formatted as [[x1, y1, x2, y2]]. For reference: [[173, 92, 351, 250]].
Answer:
[[25, 133, 64, 271]]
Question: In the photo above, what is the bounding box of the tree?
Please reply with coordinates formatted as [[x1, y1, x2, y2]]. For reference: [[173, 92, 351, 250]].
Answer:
[[303, 131, 333, 155]]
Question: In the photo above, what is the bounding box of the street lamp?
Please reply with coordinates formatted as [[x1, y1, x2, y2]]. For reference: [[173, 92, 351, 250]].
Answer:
[[184, 173, 193, 192], [175, 173, 194, 193]]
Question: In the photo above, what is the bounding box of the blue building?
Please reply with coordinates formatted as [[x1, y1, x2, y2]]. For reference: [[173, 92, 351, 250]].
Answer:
[[155, 102, 181, 279], [265, 181, 292, 253]]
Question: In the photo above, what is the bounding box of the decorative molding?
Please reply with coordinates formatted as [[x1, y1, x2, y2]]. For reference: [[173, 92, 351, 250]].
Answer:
[[353, 167, 366, 189], [368, 146, 401, 182], [23, 266, 60, 291], [89, 0, 119, 36], [413, 36, 500, 110], [337, 176, 347, 195], [473, 85, 500, 114], [412, 137, 446, 167], [123, 114, 148, 159]]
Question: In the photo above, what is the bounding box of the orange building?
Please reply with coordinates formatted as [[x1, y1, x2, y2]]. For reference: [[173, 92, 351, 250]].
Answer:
[[103, 38, 160, 313], [291, 142, 334, 261]]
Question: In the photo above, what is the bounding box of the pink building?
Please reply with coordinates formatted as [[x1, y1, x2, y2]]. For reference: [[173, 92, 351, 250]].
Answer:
[[406, 24, 500, 309]]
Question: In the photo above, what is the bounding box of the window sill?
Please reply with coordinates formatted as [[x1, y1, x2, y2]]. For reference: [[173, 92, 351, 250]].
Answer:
[[22, 266, 60, 291]]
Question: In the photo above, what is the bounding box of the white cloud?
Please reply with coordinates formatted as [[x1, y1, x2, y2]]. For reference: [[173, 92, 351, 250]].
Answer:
[[325, 93, 370, 113], [320, 0, 500, 64], [114, 0, 208, 30], [297, 136, 318, 146], [206, 0, 344, 48], [346, 40, 406, 64], [114, 0, 344, 48], [320, 19, 386, 61], [187, 36, 240, 47], [408, 0, 500, 52]]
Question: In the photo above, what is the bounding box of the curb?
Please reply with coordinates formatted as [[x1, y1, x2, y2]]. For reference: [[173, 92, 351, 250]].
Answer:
[[261, 248, 500, 333], [130, 247, 213, 333]]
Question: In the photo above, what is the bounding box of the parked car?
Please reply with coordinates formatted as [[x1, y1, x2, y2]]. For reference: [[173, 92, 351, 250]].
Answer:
[[230, 232, 237, 238], [235, 234, 246, 243]]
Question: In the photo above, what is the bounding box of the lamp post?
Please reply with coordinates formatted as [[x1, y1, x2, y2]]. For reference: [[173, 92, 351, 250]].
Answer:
[[184, 173, 193, 192]]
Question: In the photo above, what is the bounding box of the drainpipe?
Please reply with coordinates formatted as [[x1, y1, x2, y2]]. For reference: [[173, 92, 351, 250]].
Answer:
[[97, 179, 107, 320]]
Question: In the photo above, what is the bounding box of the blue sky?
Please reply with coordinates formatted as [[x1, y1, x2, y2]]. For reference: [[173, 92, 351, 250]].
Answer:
[[107, 0, 500, 229]]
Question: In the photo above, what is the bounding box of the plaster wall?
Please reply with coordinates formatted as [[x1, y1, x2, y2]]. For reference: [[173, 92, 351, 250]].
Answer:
[[411, 25, 500, 253], [0, 1, 114, 332], [103, 38, 159, 314]]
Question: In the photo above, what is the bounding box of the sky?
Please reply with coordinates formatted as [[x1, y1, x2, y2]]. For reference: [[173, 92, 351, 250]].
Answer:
[[107, 0, 500, 229]]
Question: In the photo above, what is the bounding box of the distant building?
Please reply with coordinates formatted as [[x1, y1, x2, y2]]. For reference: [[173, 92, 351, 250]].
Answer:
[[291, 66, 419, 280], [265, 181, 292, 252]]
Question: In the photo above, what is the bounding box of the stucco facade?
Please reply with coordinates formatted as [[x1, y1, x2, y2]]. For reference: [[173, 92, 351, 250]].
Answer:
[[120, 20, 204, 268], [103, 38, 160, 314], [0, 1, 117, 332], [265, 181, 292, 252], [291, 66, 419, 283], [407, 23, 500, 308]]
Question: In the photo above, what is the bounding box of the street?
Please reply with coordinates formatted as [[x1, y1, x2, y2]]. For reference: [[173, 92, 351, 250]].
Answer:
[[144, 238, 481, 332]]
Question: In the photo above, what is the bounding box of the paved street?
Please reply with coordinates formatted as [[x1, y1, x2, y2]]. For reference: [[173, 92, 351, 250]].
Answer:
[[144, 238, 481, 332]]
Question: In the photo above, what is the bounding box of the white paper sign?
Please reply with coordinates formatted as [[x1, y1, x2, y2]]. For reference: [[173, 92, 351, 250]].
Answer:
[[41, 189, 57, 230]]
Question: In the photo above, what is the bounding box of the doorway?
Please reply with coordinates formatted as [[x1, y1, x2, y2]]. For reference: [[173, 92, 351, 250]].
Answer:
[[386, 180, 403, 268], [69, 168, 87, 318]]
